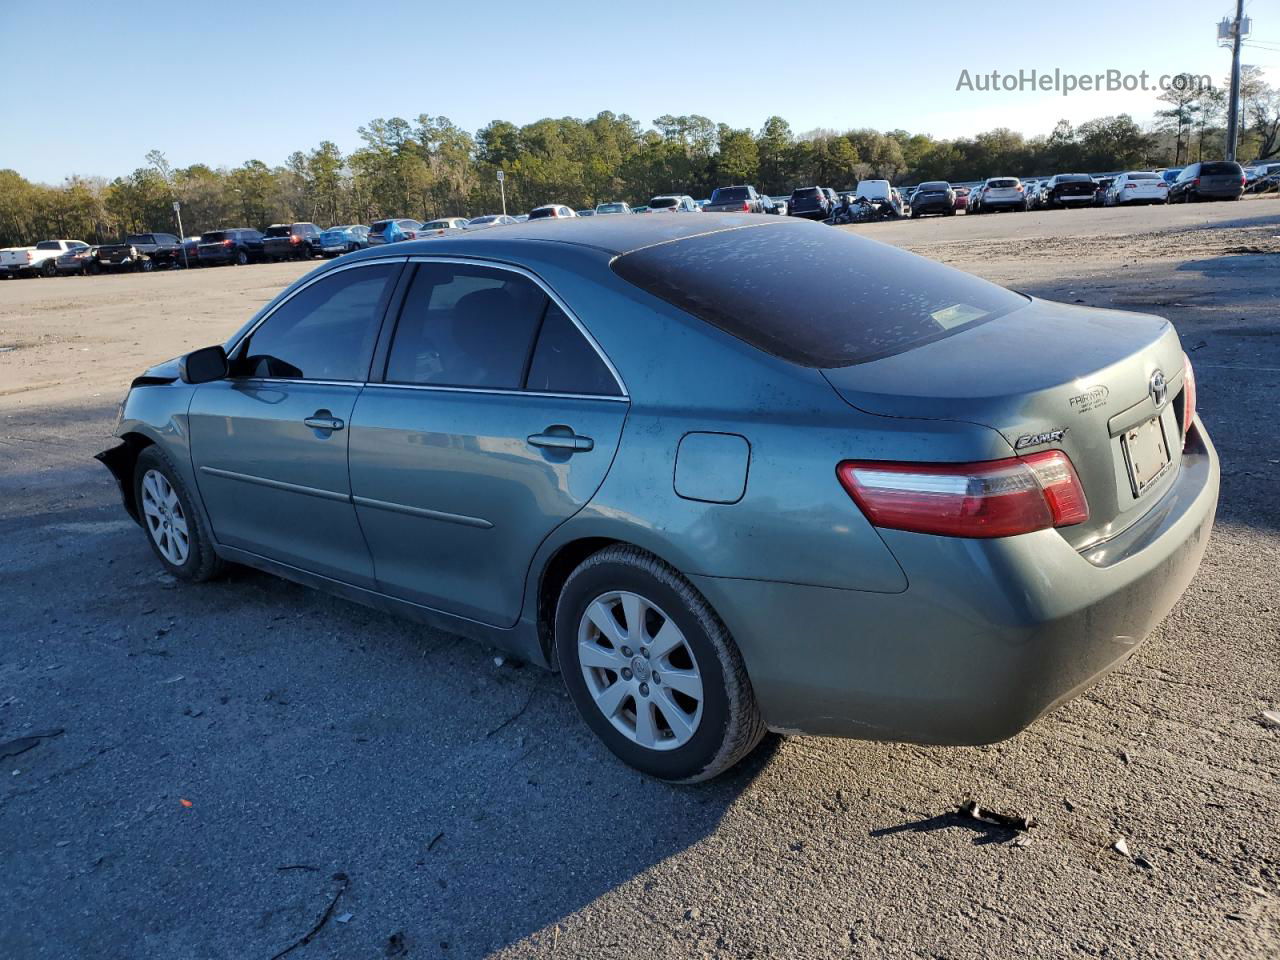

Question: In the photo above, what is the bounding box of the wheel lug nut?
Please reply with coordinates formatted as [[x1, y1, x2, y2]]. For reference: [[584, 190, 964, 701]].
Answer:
[[640, 647, 649, 658], [621, 646, 632, 657], [621, 668, 633, 680], [652, 673, 660, 684], [639, 683, 649, 697]]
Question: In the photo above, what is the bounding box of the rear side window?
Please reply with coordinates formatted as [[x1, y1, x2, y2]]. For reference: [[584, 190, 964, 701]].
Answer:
[[384, 263, 547, 389], [526, 304, 620, 396], [611, 222, 1025, 368], [233, 264, 398, 381]]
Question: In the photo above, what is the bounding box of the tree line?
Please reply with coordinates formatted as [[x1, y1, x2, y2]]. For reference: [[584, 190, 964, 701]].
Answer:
[[1, 68, 1275, 246]]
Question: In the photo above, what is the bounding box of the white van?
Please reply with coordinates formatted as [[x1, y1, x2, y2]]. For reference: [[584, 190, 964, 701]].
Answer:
[[854, 180, 892, 202]]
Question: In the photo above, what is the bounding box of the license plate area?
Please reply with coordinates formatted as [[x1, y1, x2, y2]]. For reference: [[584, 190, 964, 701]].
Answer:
[[1122, 416, 1171, 496]]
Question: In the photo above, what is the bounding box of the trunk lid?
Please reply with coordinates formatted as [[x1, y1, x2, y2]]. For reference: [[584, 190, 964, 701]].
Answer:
[[821, 299, 1188, 548]]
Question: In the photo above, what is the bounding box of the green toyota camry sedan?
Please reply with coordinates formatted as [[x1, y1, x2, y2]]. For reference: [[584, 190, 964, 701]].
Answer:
[[98, 214, 1219, 782]]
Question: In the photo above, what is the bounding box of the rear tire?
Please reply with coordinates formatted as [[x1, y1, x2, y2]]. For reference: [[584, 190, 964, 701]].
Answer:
[[555, 546, 766, 783], [133, 446, 225, 582], [234, 248, 249, 266], [42, 259, 57, 278]]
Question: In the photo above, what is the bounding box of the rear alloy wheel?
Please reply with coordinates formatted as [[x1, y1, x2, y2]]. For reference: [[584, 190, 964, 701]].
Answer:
[[556, 546, 765, 782], [235, 249, 249, 266], [138, 258, 154, 273], [133, 446, 224, 581], [42, 259, 57, 277]]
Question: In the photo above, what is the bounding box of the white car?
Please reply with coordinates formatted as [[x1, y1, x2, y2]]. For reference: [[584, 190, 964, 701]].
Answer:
[[0, 239, 89, 278], [527, 205, 577, 220], [419, 217, 470, 236], [645, 195, 699, 213], [464, 215, 518, 229], [978, 177, 1025, 212], [595, 202, 633, 215], [853, 180, 892, 203], [1106, 172, 1169, 206]]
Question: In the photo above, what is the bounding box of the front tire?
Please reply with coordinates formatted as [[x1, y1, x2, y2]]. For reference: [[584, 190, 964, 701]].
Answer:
[[234, 248, 249, 266], [133, 446, 224, 582], [42, 260, 57, 278], [555, 546, 766, 783]]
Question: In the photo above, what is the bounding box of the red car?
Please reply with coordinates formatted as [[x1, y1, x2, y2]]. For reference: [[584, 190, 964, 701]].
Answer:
[[953, 187, 971, 211]]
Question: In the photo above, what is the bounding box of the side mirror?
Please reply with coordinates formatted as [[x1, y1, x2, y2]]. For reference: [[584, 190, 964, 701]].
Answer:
[[179, 345, 228, 384]]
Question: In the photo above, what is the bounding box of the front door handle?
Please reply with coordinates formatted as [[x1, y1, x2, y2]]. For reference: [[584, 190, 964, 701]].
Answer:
[[304, 413, 345, 431], [528, 430, 593, 452]]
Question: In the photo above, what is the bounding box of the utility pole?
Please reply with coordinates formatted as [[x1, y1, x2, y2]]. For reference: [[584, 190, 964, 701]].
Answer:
[[1221, 0, 1247, 161], [173, 201, 188, 269], [497, 169, 507, 216]]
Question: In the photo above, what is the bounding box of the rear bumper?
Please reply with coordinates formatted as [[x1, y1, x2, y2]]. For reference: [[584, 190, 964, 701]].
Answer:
[[692, 419, 1219, 745]]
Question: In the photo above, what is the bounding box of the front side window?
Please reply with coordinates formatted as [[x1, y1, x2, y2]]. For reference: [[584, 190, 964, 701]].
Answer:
[[384, 263, 548, 389], [233, 263, 397, 381]]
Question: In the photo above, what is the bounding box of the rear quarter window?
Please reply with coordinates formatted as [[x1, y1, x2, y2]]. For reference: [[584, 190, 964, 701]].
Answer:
[[611, 222, 1025, 368]]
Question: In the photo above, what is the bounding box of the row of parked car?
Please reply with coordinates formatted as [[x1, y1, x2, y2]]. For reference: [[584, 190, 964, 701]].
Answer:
[[3, 159, 1262, 278]]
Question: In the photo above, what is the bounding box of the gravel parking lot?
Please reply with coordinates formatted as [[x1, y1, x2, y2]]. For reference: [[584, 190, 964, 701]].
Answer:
[[2, 200, 1278, 960]]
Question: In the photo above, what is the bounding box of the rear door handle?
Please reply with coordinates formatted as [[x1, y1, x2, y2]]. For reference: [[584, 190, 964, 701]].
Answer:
[[527, 431, 593, 452], [304, 414, 345, 431]]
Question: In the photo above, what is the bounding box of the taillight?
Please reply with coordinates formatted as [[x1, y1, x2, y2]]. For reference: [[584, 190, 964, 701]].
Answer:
[[222, 239, 232, 247], [1125, 183, 1136, 189], [403, 230, 417, 239], [1016, 185, 1024, 192], [742, 201, 750, 211], [1181, 353, 1196, 447], [25, 251, 33, 262], [290, 235, 300, 244], [1193, 177, 1200, 186], [836, 450, 1089, 539]]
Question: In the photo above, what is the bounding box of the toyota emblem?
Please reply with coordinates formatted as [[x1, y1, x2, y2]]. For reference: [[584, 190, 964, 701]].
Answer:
[[1149, 369, 1167, 407]]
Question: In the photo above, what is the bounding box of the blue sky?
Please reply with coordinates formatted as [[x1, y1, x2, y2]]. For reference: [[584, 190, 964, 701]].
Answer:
[[4, 0, 1275, 183]]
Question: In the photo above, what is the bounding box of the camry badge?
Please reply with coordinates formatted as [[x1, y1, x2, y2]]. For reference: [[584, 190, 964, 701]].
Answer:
[[1149, 370, 1167, 407], [1015, 428, 1069, 450]]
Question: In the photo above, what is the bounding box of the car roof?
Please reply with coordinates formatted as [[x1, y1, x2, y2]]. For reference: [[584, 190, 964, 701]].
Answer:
[[342, 212, 788, 259]]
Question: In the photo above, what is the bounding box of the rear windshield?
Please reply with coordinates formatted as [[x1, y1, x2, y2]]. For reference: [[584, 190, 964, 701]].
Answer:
[[918, 181, 951, 191], [647, 198, 678, 209], [264, 226, 292, 238], [987, 178, 1018, 188], [611, 223, 1025, 368], [370, 221, 393, 233], [527, 207, 557, 219], [791, 187, 821, 199], [1128, 172, 1159, 180], [1058, 174, 1093, 183], [598, 203, 629, 212], [201, 231, 227, 243], [1200, 162, 1242, 176], [711, 187, 749, 203]]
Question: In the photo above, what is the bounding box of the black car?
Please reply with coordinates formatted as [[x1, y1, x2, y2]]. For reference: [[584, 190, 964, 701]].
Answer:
[[909, 181, 957, 218], [124, 233, 184, 268], [1169, 161, 1246, 203], [197, 229, 266, 266], [1043, 174, 1096, 208], [89, 242, 155, 273], [787, 186, 834, 220], [262, 222, 323, 261]]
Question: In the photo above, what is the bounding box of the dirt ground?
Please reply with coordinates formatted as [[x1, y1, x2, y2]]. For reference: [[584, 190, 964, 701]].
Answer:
[[1, 199, 1278, 960]]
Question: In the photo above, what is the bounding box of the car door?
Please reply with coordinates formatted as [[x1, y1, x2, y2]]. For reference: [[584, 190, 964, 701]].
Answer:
[[188, 259, 403, 587], [348, 258, 629, 626]]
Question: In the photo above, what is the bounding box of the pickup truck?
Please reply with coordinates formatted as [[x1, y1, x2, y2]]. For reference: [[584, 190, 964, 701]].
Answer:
[[703, 185, 767, 213], [0, 239, 90, 278]]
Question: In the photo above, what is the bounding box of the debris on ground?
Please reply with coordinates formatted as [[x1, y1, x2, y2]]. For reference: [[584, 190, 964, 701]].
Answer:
[[1260, 710, 1280, 729], [334, 913, 353, 924], [0, 729, 64, 761], [426, 831, 445, 852], [385, 931, 408, 957], [957, 799, 1036, 832], [1112, 838, 1131, 858], [493, 656, 505, 667], [269, 871, 350, 960], [159, 674, 184, 684]]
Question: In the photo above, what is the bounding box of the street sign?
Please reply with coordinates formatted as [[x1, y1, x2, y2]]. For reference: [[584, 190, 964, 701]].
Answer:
[[172, 201, 181, 212], [496, 170, 505, 182]]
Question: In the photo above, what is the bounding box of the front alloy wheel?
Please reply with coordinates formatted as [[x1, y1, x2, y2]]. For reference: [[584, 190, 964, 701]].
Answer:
[[140, 468, 189, 566]]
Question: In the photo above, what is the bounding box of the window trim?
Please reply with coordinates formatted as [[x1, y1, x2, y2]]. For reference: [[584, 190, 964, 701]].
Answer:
[[371, 255, 627, 400], [225, 256, 408, 383]]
